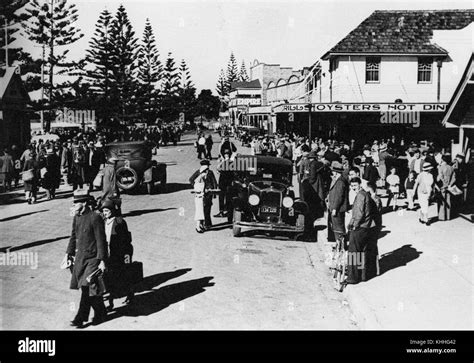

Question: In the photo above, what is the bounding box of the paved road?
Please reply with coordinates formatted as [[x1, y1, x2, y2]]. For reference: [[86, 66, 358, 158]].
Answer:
[[0, 132, 358, 330]]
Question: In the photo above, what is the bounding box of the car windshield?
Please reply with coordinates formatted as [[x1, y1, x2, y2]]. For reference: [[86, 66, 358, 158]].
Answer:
[[104, 141, 151, 160], [234, 155, 292, 184]]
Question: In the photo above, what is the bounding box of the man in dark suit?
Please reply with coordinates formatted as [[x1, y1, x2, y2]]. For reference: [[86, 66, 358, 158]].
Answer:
[[66, 189, 108, 328], [326, 161, 349, 243], [347, 177, 373, 284], [85, 141, 105, 192]]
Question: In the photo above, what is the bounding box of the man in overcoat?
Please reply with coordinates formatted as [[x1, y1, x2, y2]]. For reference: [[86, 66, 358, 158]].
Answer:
[[347, 177, 373, 284], [326, 161, 349, 243], [66, 190, 108, 328]]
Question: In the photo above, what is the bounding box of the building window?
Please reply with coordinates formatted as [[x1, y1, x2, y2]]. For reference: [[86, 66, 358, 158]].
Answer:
[[365, 57, 380, 83], [418, 57, 432, 83]]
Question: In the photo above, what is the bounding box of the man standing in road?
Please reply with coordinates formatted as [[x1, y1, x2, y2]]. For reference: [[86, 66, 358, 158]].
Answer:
[[347, 177, 373, 284], [326, 161, 349, 244], [66, 190, 108, 328], [219, 134, 237, 159]]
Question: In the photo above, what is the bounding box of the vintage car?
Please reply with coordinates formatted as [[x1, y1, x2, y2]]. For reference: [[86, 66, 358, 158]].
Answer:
[[230, 155, 308, 239], [104, 141, 167, 194]]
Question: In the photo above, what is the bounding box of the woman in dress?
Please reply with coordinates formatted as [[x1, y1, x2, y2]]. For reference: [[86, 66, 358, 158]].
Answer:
[[42, 147, 61, 200], [22, 149, 40, 204]]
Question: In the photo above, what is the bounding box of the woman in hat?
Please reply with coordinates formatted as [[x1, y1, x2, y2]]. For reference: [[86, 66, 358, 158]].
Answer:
[[42, 147, 61, 200], [414, 162, 435, 225], [22, 149, 40, 204], [100, 200, 134, 310]]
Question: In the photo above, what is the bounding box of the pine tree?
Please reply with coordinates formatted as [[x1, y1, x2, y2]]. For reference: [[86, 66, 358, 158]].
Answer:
[[161, 52, 179, 97], [137, 19, 162, 123], [160, 52, 180, 122], [178, 59, 194, 90], [216, 68, 227, 97], [225, 52, 238, 93], [178, 59, 196, 123], [0, 0, 29, 67], [109, 4, 139, 122], [22, 0, 84, 129], [238, 60, 250, 82], [84, 9, 114, 123]]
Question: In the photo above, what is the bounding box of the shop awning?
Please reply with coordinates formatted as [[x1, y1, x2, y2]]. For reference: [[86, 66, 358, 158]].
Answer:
[[442, 53, 474, 129]]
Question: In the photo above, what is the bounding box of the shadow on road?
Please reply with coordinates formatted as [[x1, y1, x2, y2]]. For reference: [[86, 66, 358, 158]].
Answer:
[[160, 183, 192, 194], [134, 268, 193, 294], [107, 276, 215, 320], [0, 209, 48, 222], [0, 235, 70, 253], [122, 207, 176, 218], [378, 244, 422, 276]]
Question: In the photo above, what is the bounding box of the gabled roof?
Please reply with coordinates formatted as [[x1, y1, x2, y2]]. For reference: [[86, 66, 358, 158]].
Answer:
[[0, 67, 16, 100], [0, 67, 30, 102], [442, 53, 474, 129], [322, 10, 474, 59], [230, 79, 262, 91]]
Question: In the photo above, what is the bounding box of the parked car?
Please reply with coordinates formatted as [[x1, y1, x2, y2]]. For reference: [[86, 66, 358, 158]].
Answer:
[[104, 141, 167, 194], [230, 154, 308, 239]]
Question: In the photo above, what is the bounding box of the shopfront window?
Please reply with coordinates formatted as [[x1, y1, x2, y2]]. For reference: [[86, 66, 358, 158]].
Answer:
[[365, 57, 380, 83]]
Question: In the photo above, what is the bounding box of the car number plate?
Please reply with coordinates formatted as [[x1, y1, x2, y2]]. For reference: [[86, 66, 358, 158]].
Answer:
[[261, 206, 277, 213], [263, 173, 272, 178]]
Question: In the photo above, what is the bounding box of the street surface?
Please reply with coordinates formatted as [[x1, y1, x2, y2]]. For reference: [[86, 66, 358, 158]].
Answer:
[[0, 132, 357, 330], [0, 132, 472, 330]]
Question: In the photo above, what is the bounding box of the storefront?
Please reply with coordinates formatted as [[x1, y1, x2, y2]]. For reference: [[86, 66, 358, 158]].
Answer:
[[274, 102, 455, 145]]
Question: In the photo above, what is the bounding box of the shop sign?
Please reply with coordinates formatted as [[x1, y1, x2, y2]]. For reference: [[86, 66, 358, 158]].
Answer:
[[274, 103, 447, 113]]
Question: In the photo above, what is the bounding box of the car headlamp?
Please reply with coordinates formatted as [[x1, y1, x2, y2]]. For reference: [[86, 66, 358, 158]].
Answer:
[[282, 196, 294, 208], [248, 194, 260, 206]]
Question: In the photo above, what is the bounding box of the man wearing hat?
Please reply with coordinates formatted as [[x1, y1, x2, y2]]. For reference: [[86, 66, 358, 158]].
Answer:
[[378, 143, 392, 186], [303, 150, 327, 241], [189, 159, 218, 231], [219, 135, 237, 159], [326, 161, 349, 243], [66, 189, 108, 327], [346, 177, 373, 284], [100, 156, 120, 206], [453, 153, 468, 205], [414, 162, 434, 225]]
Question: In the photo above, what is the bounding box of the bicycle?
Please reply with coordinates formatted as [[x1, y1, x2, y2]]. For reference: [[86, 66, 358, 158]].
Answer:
[[329, 234, 348, 292]]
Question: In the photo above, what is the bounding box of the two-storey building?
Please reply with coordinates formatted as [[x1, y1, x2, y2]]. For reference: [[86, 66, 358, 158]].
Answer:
[[271, 9, 474, 145]]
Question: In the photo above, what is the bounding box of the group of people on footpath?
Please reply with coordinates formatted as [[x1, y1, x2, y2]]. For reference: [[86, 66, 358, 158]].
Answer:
[[292, 134, 470, 285]]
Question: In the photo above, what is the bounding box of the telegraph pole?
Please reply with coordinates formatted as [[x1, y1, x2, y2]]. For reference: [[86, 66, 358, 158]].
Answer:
[[4, 18, 8, 66]]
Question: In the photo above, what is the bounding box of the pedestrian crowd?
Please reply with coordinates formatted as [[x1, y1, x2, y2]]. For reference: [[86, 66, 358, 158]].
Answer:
[[190, 130, 472, 286]]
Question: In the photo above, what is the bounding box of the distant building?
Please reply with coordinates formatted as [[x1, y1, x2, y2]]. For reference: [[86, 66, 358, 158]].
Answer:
[[0, 67, 31, 147]]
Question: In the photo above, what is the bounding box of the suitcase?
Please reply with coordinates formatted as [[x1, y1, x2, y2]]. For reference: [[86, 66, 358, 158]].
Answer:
[[123, 261, 143, 285]]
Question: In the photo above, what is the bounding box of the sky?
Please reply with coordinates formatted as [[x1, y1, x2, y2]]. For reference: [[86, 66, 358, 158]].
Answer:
[[15, 0, 473, 93]]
